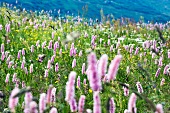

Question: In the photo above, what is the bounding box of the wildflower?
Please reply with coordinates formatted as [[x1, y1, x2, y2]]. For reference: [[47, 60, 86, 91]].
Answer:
[[155, 104, 164, 113], [86, 109, 92, 113], [58, 37, 60, 41], [65, 71, 76, 102], [22, 81, 26, 88], [87, 52, 101, 91], [50, 55, 55, 63], [0, 24, 2, 30], [69, 98, 77, 112], [163, 65, 169, 75], [126, 66, 130, 74], [1, 52, 5, 61], [39, 93, 46, 113], [108, 39, 110, 45], [42, 41, 46, 49], [155, 68, 161, 77], [78, 95, 86, 113], [136, 82, 143, 93], [72, 58, 76, 68], [79, 50, 82, 57], [17, 50, 21, 59], [5, 73, 10, 83], [8, 61, 13, 68], [36, 40, 40, 47], [9, 87, 20, 112], [46, 85, 53, 104], [93, 91, 101, 113], [134, 47, 139, 55], [98, 54, 108, 79], [168, 50, 170, 58], [38, 54, 45, 62], [160, 78, 165, 86], [82, 63, 85, 74], [50, 107, 58, 113], [109, 98, 116, 113], [77, 76, 81, 88], [128, 93, 137, 113], [30, 45, 34, 53], [47, 60, 51, 69], [12, 73, 17, 83], [110, 45, 113, 52], [158, 56, 163, 67], [6, 55, 11, 65], [21, 60, 25, 69], [51, 87, 56, 103], [44, 69, 48, 77], [48, 40, 53, 49], [123, 84, 129, 96], [30, 64, 33, 73], [22, 48, 25, 56], [1, 43, 4, 53], [29, 101, 38, 113], [52, 32, 55, 39], [24, 92, 33, 109], [5, 23, 10, 33], [24, 67, 28, 75], [108, 55, 122, 81], [55, 63, 59, 72], [59, 49, 62, 55]]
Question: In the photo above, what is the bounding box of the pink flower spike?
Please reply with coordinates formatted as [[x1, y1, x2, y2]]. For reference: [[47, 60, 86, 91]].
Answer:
[[52, 32, 55, 39], [108, 55, 122, 81], [17, 50, 21, 59], [29, 101, 38, 113], [39, 93, 46, 113], [82, 63, 86, 74], [128, 93, 137, 113], [136, 82, 143, 93], [77, 76, 81, 88], [50, 107, 58, 113], [123, 84, 129, 96], [44, 69, 48, 78], [24, 92, 33, 109], [46, 85, 53, 104], [70, 98, 77, 112], [163, 65, 169, 75], [1, 43, 4, 53], [1, 52, 5, 61], [72, 58, 76, 68], [9, 87, 20, 112], [160, 78, 165, 86], [30, 64, 33, 73], [5, 73, 10, 83], [30, 45, 34, 53], [12, 73, 17, 83], [93, 91, 101, 113], [98, 54, 108, 79], [55, 63, 59, 72], [22, 48, 25, 56], [155, 68, 161, 77], [65, 71, 77, 102], [48, 40, 53, 49], [109, 98, 116, 113], [51, 87, 56, 103], [47, 60, 51, 69], [78, 95, 86, 113], [88, 52, 101, 91], [155, 104, 164, 113]]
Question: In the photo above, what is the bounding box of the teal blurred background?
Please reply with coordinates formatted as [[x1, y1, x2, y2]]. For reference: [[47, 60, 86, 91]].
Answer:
[[1, 0, 170, 23]]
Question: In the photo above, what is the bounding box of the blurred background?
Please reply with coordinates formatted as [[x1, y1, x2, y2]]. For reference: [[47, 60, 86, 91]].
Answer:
[[1, 0, 170, 23]]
